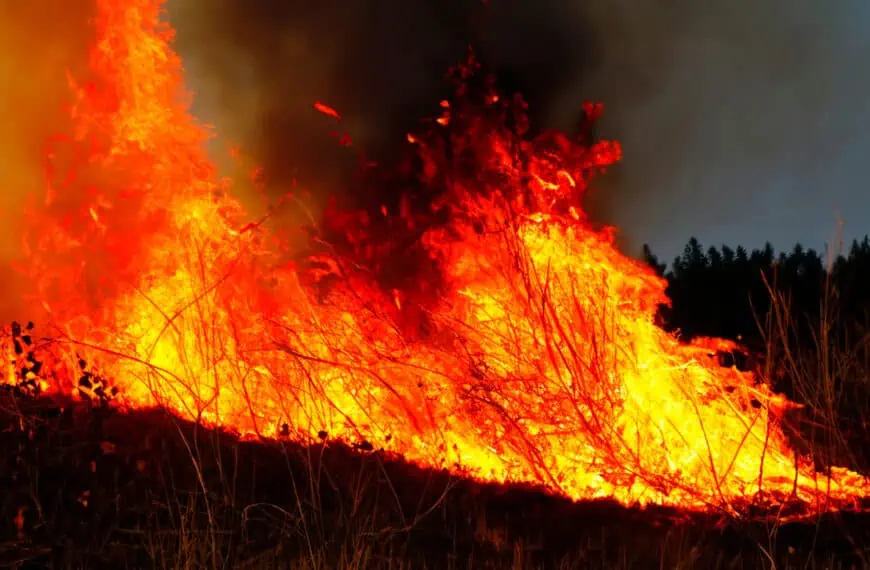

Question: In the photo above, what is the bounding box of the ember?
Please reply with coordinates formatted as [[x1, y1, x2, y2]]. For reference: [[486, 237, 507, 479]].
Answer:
[[6, 0, 870, 516]]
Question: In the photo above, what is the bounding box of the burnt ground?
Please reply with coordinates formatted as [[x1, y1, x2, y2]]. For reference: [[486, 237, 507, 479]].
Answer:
[[0, 390, 869, 569]]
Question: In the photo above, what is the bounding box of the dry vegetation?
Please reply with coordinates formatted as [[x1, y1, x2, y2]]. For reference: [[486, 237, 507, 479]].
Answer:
[[5, 2, 868, 567], [758, 272, 870, 479], [1, 279, 870, 570]]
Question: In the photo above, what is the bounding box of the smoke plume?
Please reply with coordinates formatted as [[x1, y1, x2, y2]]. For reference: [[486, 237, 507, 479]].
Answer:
[[4, 0, 862, 322], [169, 0, 870, 259], [165, 0, 600, 219]]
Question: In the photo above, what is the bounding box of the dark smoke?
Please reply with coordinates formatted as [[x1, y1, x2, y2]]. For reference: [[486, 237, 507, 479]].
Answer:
[[169, 1, 870, 259], [166, 0, 600, 218]]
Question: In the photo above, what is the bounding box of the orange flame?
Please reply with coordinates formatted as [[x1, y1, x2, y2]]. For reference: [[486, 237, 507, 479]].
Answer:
[[8, 0, 870, 515]]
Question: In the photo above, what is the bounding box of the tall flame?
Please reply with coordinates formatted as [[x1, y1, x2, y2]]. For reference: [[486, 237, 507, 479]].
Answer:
[[8, 0, 870, 514]]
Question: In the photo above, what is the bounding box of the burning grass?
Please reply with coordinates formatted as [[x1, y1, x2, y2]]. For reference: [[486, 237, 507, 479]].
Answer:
[[2, 0, 870, 566], [6, 0, 870, 515]]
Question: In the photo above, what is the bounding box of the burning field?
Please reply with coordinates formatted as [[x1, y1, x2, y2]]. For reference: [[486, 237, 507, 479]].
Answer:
[[3, 0, 870, 567]]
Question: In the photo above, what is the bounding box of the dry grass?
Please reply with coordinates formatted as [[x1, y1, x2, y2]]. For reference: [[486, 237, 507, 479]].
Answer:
[[4, 246, 870, 569], [758, 258, 870, 476], [0, 383, 868, 569], [114, 260, 870, 569]]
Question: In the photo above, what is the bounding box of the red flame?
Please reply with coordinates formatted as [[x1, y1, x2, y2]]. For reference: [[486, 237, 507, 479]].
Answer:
[[314, 102, 342, 121], [6, 0, 870, 515]]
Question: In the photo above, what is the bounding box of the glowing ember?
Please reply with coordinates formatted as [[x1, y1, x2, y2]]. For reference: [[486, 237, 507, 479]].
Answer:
[[314, 101, 342, 121], [6, 0, 870, 514]]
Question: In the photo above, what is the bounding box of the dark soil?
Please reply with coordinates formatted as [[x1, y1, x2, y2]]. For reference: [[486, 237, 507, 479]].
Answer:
[[0, 388, 869, 569]]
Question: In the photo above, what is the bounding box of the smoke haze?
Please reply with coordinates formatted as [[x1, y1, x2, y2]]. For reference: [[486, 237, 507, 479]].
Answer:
[[165, 0, 599, 219], [565, 0, 870, 258], [2, 0, 867, 316], [170, 0, 870, 260], [167, 0, 471, 218]]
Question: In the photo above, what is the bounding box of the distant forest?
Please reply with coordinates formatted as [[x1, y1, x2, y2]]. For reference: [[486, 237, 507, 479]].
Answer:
[[641, 236, 870, 373]]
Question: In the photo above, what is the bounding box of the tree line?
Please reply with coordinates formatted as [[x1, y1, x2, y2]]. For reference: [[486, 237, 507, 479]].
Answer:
[[641, 236, 870, 355]]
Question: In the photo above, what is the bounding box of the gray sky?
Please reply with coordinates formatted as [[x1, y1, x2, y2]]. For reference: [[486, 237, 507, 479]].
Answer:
[[171, 0, 870, 261], [566, 0, 870, 260]]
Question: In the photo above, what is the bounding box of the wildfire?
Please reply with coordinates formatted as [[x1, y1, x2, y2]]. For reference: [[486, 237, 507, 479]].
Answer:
[[6, 0, 870, 514]]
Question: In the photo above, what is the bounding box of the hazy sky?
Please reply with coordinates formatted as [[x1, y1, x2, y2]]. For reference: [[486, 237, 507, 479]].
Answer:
[[170, 0, 870, 261], [569, 0, 870, 261]]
